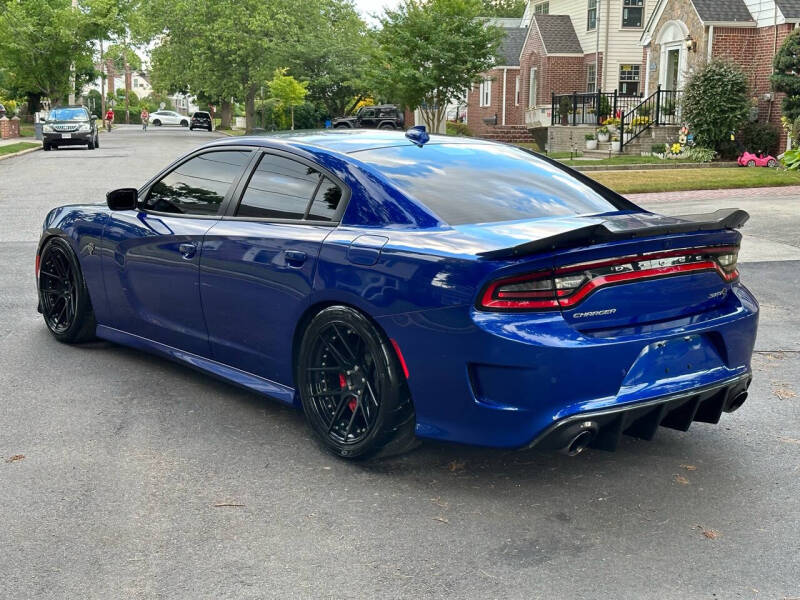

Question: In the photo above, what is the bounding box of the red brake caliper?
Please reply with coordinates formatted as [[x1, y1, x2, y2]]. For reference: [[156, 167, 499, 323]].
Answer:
[[339, 372, 357, 413]]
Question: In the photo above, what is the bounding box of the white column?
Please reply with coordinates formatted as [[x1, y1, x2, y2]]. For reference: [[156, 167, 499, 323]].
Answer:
[[502, 68, 507, 125]]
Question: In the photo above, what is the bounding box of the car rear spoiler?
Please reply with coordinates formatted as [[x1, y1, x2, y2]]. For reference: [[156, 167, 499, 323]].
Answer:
[[478, 208, 749, 260]]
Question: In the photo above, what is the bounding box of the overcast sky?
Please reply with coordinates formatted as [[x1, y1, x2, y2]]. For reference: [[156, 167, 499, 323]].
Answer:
[[352, 0, 402, 24]]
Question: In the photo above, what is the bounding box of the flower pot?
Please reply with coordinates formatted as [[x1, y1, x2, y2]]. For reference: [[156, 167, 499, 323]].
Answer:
[[585, 140, 597, 150], [611, 141, 621, 152], [597, 132, 609, 143]]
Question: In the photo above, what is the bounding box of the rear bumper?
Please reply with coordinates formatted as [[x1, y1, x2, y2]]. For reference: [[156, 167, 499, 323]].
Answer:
[[529, 372, 751, 453], [44, 132, 92, 145], [377, 282, 759, 450]]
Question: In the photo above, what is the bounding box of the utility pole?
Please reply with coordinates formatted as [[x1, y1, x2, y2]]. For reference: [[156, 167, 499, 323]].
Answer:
[[68, 0, 77, 104]]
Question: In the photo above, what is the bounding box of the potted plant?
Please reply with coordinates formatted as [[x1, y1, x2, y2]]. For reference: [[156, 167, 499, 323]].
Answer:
[[602, 116, 620, 132], [597, 125, 610, 142], [611, 135, 621, 152], [558, 96, 572, 125], [585, 132, 597, 150]]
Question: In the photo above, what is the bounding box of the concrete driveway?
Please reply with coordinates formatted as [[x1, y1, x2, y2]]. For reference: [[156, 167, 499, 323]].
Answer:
[[1, 127, 798, 599]]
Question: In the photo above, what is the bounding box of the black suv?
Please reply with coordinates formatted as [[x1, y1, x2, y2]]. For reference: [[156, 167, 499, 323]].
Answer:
[[190, 111, 212, 131], [43, 105, 99, 151], [332, 104, 404, 130]]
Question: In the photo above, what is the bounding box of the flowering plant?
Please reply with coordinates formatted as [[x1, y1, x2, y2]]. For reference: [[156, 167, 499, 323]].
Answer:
[[670, 142, 683, 155]]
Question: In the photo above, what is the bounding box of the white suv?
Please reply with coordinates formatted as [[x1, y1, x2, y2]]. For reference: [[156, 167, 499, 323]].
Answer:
[[150, 110, 190, 127]]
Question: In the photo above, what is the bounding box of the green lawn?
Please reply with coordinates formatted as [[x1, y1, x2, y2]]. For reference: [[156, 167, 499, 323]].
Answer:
[[560, 155, 700, 167], [19, 124, 35, 137], [0, 142, 39, 156], [587, 167, 800, 194]]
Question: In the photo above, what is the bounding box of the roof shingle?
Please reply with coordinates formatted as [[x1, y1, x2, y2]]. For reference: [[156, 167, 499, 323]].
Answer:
[[532, 14, 583, 54], [774, 0, 800, 19], [690, 0, 754, 23], [497, 26, 528, 66]]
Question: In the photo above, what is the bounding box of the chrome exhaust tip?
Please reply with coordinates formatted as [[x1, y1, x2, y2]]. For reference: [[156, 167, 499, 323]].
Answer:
[[559, 421, 598, 456]]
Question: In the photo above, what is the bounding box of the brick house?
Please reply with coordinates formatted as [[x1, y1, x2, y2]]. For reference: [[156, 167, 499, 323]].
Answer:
[[641, 0, 800, 147], [467, 0, 800, 150]]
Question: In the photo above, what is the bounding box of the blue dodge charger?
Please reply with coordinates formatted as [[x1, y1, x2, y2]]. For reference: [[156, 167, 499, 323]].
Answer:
[[36, 128, 758, 459]]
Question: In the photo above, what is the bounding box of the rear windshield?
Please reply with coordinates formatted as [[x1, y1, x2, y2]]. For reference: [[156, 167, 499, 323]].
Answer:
[[49, 108, 88, 121], [194, 112, 210, 118], [354, 143, 621, 225]]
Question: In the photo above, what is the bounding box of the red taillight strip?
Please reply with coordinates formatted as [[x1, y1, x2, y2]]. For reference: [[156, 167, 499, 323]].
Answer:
[[553, 245, 738, 275], [35, 254, 41, 280], [480, 271, 560, 310], [390, 338, 410, 380], [557, 261, 729, 308]]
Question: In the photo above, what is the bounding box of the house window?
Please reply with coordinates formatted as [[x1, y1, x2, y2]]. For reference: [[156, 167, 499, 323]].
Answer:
[[619, 64, 640, 95], [534, 2, 549, 14], [586, 64, 596, 94], [479, 79, 491, 107], [587, 0, 597, 30], [528, 67, 537, 108], [515, 75, 520, 106], [622, 0, 644, 28]]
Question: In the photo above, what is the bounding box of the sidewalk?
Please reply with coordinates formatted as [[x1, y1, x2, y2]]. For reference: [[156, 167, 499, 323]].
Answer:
[[628, 185, 800, 203]]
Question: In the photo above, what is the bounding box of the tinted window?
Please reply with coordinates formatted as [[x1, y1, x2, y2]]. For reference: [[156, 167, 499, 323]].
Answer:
[[307, 177, 343, 221], [354, 143, 621, 225], [145, 150, 251, 215], [237, 154, 321, 219], [49, 108, 88, 121]]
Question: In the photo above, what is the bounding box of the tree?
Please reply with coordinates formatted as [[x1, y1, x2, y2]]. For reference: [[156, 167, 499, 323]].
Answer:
[[267, 68, 309, 130], [0, 0, 96, 108], [682, 59, 749, 151], [372, 0, 502, 131], [772, 28, 800, 145], [480, 0, 526, 17]]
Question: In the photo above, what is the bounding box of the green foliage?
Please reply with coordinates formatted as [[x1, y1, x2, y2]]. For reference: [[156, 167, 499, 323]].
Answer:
[[772, 29, 800, 121], [558, 96, 572, 121], [637, 104, 651, 118], [682, 60, 749, 151], [446, 120, 472, 136], [738, 121, 780, 155], [651, 143, 667, 154], [781, 148, 800, 170], [661, 98, 676, 116], [480, 0, 527, 17], [584, 132, 595, 141], [597, 95, 611, 118], [683, 146, 717, 163], [372, 0, 502, 131], [268, 68, 309, 130]]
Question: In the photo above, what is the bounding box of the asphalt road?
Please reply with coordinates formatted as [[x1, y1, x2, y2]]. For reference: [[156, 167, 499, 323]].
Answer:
[[1, 126, 798, 599]]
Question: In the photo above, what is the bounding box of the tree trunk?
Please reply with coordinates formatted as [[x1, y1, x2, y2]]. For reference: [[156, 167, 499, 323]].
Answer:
[[220, 99, 232, 129], [245, 86, 257, 134], [290, 105, 295, 130], [27, 93, 43, 118], [100, 39, 106, 127]]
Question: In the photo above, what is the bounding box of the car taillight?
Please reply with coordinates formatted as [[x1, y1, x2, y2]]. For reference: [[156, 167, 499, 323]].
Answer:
[[479, 245, 738, 311], [35, 253, 41, 280]]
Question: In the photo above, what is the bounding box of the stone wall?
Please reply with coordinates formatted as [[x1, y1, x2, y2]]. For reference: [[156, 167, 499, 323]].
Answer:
[[646, 0, 706, 94]]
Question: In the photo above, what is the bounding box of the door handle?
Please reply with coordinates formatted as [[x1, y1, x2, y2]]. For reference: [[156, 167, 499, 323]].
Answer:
[[284, 250, 307, 266], [178, 242, 197, 259]]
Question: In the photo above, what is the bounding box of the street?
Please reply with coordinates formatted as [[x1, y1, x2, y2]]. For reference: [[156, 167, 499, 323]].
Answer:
[[1, 126, 798, 599]]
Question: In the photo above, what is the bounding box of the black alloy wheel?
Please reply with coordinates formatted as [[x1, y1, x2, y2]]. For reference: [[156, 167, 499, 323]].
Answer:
[[297, 306, 417, 459], [180, 120, 188, 127], [38, 237, 96, 343]]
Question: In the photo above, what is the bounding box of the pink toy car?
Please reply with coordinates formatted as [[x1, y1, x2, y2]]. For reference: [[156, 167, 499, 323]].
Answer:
[[738, 151, 778, 167]]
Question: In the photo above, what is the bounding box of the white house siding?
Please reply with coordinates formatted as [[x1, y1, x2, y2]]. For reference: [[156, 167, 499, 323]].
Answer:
[[742, 0, 785, 26], [524, 0, 656, 93], [600, 0, 656, 92]]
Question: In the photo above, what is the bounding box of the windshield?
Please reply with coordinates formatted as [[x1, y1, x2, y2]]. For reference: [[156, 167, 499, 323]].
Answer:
[[353, 143, 623, 225], [49, 108, 88, 121]]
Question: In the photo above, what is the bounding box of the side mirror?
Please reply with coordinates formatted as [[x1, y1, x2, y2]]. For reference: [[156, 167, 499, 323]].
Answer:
[[106, 188, 138, 211], [91, 115, 98, 120]]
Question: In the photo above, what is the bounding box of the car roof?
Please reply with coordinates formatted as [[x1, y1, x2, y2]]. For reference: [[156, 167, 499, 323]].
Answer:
[[205, 129, 493, 155]]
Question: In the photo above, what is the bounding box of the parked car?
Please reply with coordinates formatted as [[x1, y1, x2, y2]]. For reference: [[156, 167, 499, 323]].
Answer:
[[35, 129, 757, 460], [42, 105, 99, 151], [150, 110, 190, 127], [737, 151, 778, 167], [190, 111, 213, 131], [332, 104, 404, 130]]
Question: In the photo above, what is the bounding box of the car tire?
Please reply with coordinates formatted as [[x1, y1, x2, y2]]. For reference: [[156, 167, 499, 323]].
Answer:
[[153, 119, 161, 126], [379, 123, 395, 130], [180, 120, 188, 127], [297, 306, 417, 460], [43, 143, 51, 151], [747, 160, 755, 167], [333, 124, 349, 129], [208, 126, 213, 132], [37, 237, 97, 344], [768, 159, 777, 167], [94, 135, 100, 149], [88, 136, 95, 150], [189, 126, 193, 131]]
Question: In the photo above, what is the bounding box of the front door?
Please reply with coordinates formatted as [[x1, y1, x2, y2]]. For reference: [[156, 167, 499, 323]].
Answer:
[[200, 150, 346, 386], [666, 48, 680, 90], [102, 148, 253, 356]]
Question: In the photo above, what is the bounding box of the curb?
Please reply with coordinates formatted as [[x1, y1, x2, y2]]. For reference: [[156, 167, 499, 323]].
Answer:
[[572, 161, 739, 172], [0, 145, 42, 162]]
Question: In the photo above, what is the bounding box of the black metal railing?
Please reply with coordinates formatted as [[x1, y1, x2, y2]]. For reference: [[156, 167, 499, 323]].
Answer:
[[550, 90, 644, 126], [620, 86, 684, 150]]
